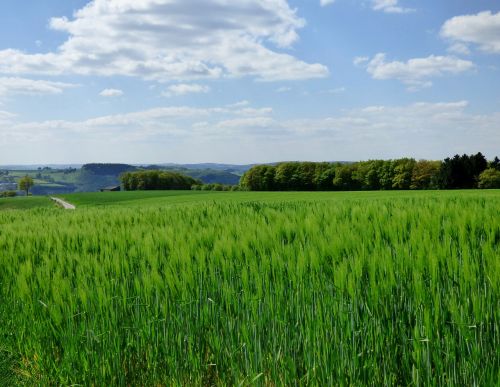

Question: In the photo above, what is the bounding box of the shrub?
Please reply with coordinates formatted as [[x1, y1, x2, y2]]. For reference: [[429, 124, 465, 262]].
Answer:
[[478, 168, 500, 189]]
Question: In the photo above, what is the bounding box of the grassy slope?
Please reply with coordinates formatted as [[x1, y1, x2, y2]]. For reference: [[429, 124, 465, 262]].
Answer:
[[2, 189, 498, 210], [56, 190, 218, 207], [56, 189, 500, 208], [0, 196, 53, 210]]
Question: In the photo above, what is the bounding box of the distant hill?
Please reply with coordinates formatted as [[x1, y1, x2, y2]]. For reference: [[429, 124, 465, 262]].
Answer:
[[158, 167, 240, 185], [81, 163, 243, 185], [161, 163, 254, 175], [0, 163, 246, 194], [0, 164, 83, 170], [1, 163, 256, 175], [82, 163, 137, 176]]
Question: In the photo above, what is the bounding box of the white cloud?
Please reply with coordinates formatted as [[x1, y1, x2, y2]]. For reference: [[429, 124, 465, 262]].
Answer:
[[447, 43, 471, 56], [362, 53, 474, 90], [0, 77, 77, 97], [371, 0, 414, 14], [99, 88, 124, 97], [353, 56, 369, 66], [320, 0, 335, 6], [1, 100, 499, 163], [162, 83, 210, 97], [441, 11, 500, 54], [232, 107, 273, 117], [7, 105, 273, 134], [0, 0, 328, 82]]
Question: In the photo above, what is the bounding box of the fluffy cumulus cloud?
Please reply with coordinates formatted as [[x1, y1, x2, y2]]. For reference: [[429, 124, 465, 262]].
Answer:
[[163, 83, 210, 97], [371, 0, 414, 14], [361, 53, 474, 91], [320, 0, 335, 6], [1, 100, 499, 163], [441, 11, 500, 54], [0, 77, 77, 97], [0, 0, 328, 82], [99, 88, 124, 97]]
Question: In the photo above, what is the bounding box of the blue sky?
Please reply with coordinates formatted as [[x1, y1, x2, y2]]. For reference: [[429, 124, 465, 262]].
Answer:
[[0, 0, 499, 164]]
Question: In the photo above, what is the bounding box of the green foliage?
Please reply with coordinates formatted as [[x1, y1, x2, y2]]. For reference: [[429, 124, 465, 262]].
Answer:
[[82, 163, 137, 176], [438, 153, 488, 189], [274, 162, 318, 190], [193, 183, 237, 192], [0, 191, 498, 385], [240, 165, 276, 191], [392, 158, 416, 189], [333, 164, 359, 190], [121, 170, 200, 190], [478, 168, 500, 189], [18, 175, 34, 195], [241, 162, 339, 191], [0, 191, 17, 198], [241, 153, 496, 191], [411, 160, 441, 189], [313, 163, 337, 190], [489, 156, 500, 171]]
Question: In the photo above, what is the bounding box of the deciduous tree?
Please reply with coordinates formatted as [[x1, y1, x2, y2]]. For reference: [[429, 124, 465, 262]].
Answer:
[[18, 176, 34, 196], [478, 168, 500, 189]]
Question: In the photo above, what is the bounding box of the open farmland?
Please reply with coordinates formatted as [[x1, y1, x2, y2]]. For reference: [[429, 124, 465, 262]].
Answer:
[[0, 191, 499, 385], [0, 196, 53, 211]]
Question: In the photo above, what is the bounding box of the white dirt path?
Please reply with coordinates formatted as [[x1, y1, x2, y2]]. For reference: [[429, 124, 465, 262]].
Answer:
[[50, 197, 76, 210]]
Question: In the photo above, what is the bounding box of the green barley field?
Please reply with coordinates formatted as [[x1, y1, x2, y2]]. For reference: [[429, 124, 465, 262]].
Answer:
[[0, 191, 499, 385]]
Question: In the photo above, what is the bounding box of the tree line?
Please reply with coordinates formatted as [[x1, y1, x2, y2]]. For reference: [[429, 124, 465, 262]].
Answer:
[[121, 170, 200, 190], [240, 153, 500, 191], [191, 183, 241, 191]]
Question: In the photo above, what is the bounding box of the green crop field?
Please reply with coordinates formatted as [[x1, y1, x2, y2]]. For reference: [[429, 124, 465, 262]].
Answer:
[[0, 196, 54, 210], [57, 189, 500, 208], [0, 191, 499, 385]]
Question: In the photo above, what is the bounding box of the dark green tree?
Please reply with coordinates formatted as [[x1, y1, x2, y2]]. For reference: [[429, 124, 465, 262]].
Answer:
[[333, 164, 359, 191], [489, 156, 500, 171], [240, 165, 276, 191], [438, 153, 487, 189], [121, 170, 199, 190]]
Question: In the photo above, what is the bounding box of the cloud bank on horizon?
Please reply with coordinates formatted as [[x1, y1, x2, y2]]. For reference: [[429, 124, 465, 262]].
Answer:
[[0, 0, 499, 164]]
